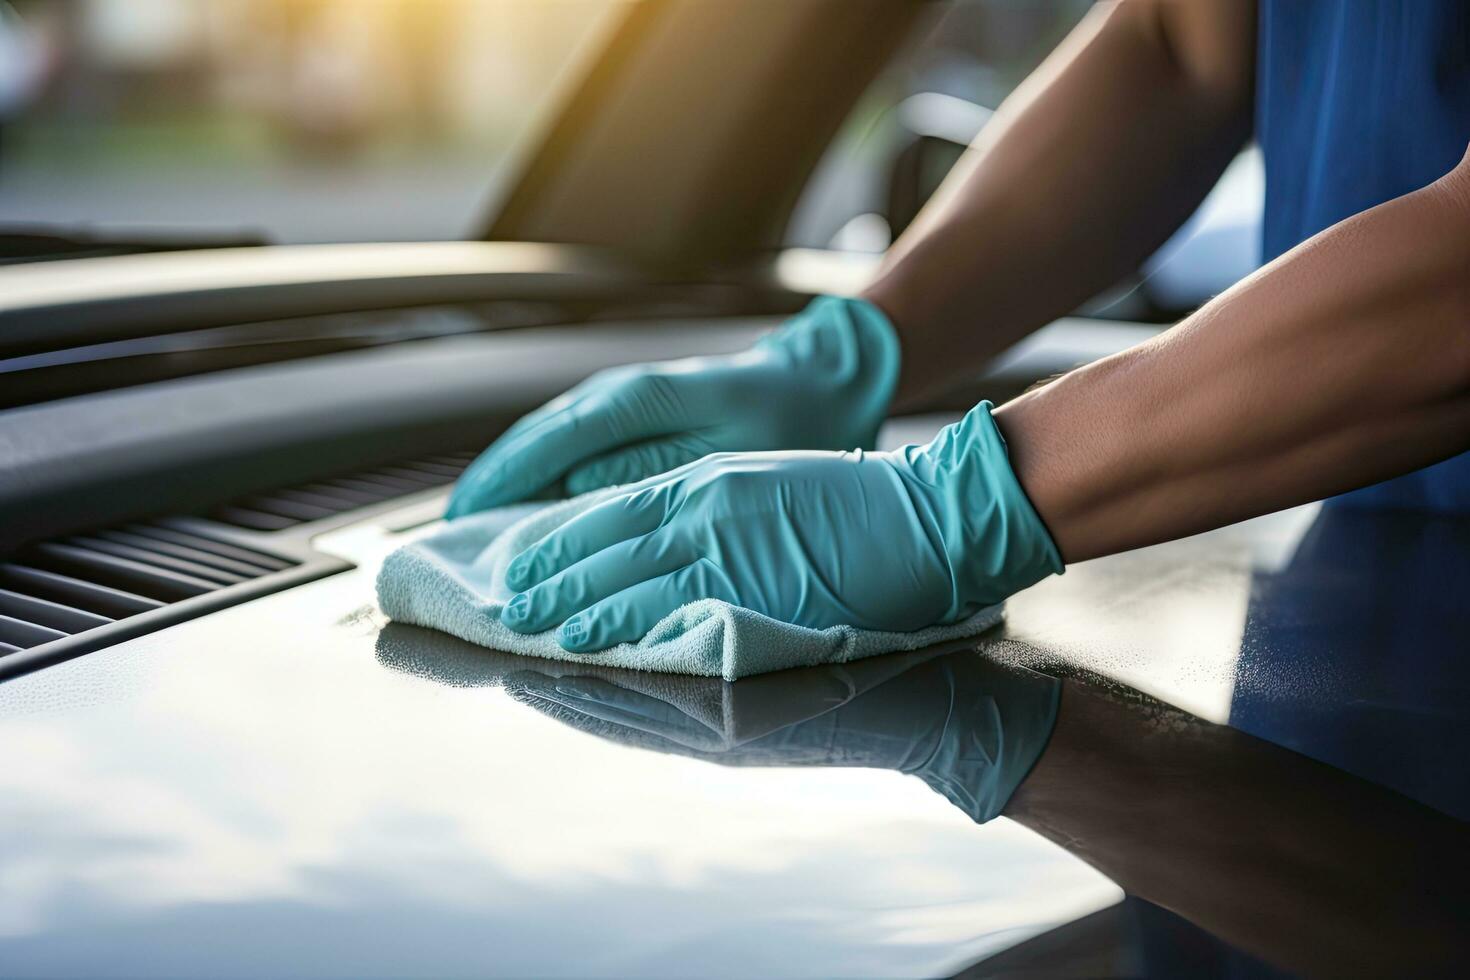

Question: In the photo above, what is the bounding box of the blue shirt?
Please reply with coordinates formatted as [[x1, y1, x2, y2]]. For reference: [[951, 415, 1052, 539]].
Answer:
[[1257, 0, 1470, 511]]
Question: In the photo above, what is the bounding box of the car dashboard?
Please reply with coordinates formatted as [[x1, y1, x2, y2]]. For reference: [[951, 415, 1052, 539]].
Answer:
[[2, 409, 1465, 976], [0, 287, 1463, 976]]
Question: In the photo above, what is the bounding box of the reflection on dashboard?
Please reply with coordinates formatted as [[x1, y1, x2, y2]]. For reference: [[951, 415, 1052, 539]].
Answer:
[[377, 501, 1470, 979], [376, 634, 1060, 825]]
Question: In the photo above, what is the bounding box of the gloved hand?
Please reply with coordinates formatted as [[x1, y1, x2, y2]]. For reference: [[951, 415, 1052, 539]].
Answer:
[[445, 296, 900, 518], [499, 400, 1064, 652]]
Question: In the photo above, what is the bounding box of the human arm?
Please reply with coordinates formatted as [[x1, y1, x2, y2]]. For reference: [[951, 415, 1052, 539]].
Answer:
[[866, 0, 1257, 407], [447, 0, 1256, 514], [497, 156, 1469, 652], [996, 150, 1470, 561]]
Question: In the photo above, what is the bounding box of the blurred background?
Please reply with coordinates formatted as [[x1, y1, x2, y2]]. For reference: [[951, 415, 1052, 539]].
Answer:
[[0, 0, 624, 242], [0, 0, 1259, 310]]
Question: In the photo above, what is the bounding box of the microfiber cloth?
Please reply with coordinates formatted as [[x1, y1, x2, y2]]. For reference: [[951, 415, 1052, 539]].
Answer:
[[375, 492, 1006, 681]]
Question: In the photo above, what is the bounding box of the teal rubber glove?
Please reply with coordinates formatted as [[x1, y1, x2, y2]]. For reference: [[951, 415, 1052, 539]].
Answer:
[[445, 295, 900, 518], [500, 401, 1064, 652]]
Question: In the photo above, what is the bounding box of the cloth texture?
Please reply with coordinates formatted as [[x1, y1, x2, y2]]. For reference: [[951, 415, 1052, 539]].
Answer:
[[377, 493, 1005, 681], [1257, 0, 1470, 512]]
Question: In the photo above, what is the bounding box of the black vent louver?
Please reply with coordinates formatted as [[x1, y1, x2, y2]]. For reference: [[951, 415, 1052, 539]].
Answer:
[[0, 522, 298, 661], [209, 450, 478, 531], [1, 447, 472, 679]]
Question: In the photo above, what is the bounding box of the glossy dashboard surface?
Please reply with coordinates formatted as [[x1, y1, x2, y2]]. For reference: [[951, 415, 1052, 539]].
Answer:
[[0, 418, 1465, 977]]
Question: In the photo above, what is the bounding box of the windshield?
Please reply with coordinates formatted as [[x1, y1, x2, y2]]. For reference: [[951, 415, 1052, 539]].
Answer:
[[0, 0, 624, 247]]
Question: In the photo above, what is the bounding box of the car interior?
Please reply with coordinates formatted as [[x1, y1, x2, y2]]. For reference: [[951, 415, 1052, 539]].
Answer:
[[0, 0, 1179, 681], [0, 2, 1461, 977]]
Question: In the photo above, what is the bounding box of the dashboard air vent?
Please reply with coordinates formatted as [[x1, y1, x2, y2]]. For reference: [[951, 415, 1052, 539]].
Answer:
[[0, 447, 467, 678], [209, 450, 478, 531], [0, 522, 298, 663]]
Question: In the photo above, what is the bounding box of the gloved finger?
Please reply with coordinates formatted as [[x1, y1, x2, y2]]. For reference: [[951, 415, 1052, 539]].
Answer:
[[557, 558, 738, 652], [504, 486, 671, 591], [501, 529, 691, 635], [446, 426, 557, 520], [445, 377, 613, 518], [445, 388, 659, 517], [563, 434, 712, 496]]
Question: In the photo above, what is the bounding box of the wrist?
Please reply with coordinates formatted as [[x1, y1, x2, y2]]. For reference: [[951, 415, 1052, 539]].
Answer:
[[890, 401, 1064, 617], [991, 361, 1148, 563]]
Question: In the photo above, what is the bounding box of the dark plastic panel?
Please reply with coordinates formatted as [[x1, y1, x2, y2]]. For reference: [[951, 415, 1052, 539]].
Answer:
[[0, 320, 765, 553], [95, 530, 274, 579], [0, 554, 348, 682], [0, 510, 315, 681], [0, 565, 164, 618], [28, 543, 217, 602], [0, 588, 113, 633], [67, 537, 249, 587], [0, 615, 67, 648], [123, 523, 293, 571]]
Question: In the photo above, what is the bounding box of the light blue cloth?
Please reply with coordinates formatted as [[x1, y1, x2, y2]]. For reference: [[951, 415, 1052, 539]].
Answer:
[[376, 492, 1006, 681]]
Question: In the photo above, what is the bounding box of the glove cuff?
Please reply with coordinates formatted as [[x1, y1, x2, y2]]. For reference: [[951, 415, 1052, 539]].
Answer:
[[894, 401, 1064, 617]]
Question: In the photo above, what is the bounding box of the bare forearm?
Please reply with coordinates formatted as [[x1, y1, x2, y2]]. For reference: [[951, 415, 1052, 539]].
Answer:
[[864, 1, 1254, 408], [997, 158, 1470, 562]]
